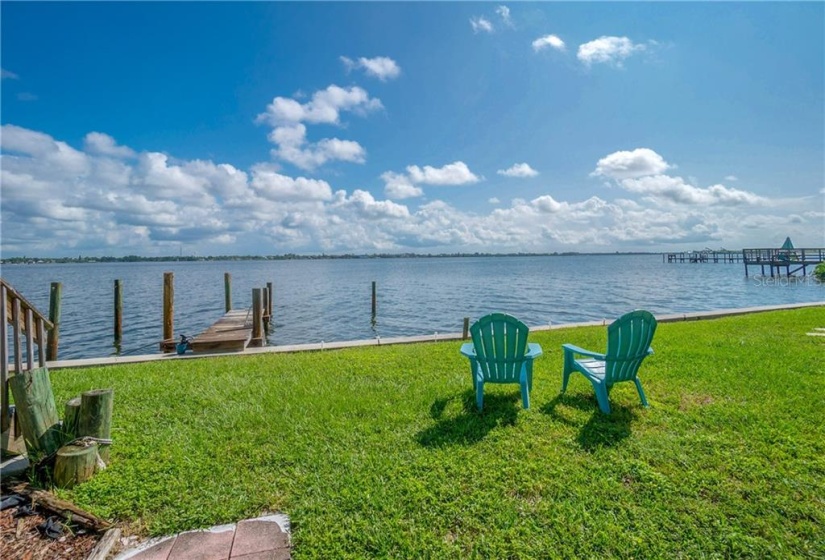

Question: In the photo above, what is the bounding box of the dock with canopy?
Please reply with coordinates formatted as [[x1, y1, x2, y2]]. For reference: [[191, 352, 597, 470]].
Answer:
[[742, 237, 824, 277]]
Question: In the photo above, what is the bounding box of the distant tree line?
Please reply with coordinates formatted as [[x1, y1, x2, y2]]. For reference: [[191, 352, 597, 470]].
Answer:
[[1, 251, 659, 265]]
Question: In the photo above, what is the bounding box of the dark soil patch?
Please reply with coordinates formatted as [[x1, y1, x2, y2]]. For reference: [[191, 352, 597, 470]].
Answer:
[[1, 506, 99, 559]]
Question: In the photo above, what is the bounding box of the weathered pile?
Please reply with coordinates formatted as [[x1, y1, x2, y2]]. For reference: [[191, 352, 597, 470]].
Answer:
[[9, 367, 113, 488]]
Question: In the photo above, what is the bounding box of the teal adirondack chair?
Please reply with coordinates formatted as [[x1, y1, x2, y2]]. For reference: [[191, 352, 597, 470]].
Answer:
[[561, 310, 657, 414], [460, 313, 543, 411]]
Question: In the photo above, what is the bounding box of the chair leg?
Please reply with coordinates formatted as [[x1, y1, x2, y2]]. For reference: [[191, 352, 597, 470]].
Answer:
[[593, 382, 612, 414], [634, 378, 649, 407], [562, 350, 573, 393], [520, 380, 530, 410], [476, 381, 484, 411], [469, 359, 478, 394], [526, 361, 534, 393]]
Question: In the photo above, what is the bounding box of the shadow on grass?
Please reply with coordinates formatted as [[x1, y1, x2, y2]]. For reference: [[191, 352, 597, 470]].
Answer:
[[541, 393, 636, 452], [417, 390, 520, 447]]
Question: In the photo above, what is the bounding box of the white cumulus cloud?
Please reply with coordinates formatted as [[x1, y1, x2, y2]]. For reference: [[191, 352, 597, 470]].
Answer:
[[406, 161, 480, 185], [470, 16, 494, 33], [1, 124, 90, 176], [381, 171, 423, 200], [498, 163, 538, 178], [84, 132, 136, 158], [577, 36, 647, 67], [251, 164, 333, 202], [257, 85, 380, 171], [592, 148, 671, 180], [267, 123, 367, 171], [382, 161, 481, 199], [341, 56, 401, 81], [496, 5, 513, 27], [619, 175, 766, 207], [339, 189, 410, 219], [257, 85, 382, 126], [532, 35, 566, 52], [531, 195, 564, 213], [2, 124, 817, 256]]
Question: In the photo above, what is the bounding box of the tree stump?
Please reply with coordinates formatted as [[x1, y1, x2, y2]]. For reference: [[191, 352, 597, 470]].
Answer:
[[54, 443, 98, 488], [78, 389, 113, 463], [64, 397, 81, 441], [7, 367, 62, 458]]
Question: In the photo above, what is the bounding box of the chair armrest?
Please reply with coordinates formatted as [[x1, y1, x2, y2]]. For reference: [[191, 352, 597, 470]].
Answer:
[[526, 343, 543, 359], [562, 343, 605, 360], [460, 342, 476, 358]]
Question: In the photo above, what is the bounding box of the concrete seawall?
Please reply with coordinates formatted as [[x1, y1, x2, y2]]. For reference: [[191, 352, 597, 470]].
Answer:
[[43, 301, 824, 371]]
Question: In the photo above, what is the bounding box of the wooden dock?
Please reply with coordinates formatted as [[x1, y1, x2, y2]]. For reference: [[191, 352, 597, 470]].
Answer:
[[742, 247, 825, 277], [189, 309, 255, 353], [158, 278, 272, 354], [663, 251, 743, 264], [664, 247, 825, 276]]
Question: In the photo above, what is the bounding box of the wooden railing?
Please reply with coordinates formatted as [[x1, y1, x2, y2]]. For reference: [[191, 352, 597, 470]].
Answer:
[[742, 248, 825, 264], [1, 277, 54, 434], [742, 248, 825, 277]]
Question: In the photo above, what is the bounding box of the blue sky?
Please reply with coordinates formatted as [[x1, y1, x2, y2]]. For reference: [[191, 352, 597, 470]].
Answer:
[[1, 2, 823, 257]]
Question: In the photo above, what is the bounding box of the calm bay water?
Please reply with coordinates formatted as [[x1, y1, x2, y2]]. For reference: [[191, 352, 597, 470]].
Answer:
[[2, 255, 822, 360]]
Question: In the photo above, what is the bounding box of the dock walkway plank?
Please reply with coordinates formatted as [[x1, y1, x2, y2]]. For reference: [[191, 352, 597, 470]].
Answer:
[[190, 309, 253, 353]]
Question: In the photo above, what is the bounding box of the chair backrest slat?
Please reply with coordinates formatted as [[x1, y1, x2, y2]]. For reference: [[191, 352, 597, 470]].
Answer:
[[470, 313, 529, 383], [605, 310, 657, 384]]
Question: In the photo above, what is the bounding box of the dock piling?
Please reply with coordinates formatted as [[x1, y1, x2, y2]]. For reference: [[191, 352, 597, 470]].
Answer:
[[114, 279, 123, 347], [262, 286, 270, 334], [462, 317, 470, 340], [224, 273, 232, 312], [162, 272, 174, 352], [46, 282, 61, 361], [371, 281, 377, 318], [252, 288, 264, 346]]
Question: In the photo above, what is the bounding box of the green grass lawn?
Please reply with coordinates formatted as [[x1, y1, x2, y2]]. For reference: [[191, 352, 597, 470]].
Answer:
[[49, 308, 824, 558]]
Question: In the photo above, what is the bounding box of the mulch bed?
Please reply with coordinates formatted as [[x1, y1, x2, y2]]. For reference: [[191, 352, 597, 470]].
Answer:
[[0, 505, 100, 560]]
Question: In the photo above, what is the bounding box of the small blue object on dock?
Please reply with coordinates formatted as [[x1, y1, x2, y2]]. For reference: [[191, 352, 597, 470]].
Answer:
[[176, 335, 190, 355]]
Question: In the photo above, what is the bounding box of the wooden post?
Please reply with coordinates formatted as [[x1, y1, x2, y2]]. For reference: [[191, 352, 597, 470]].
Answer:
[[262, 286, 270, 334], [64, 397, 81, 441], [371, 281, 377, 318], [224, 272, 232, 312], [163, 272, 174, 350], [37, 318, 46, 367], [252, 288, 263, 346], [46, 282, 61, 361], [267, 282, 273, 318], [25, 308, 34, 370], [0, 283, 8, 433], [8, 367, 62, 458], [78, 389, 113, 463], [54, 443, 99, 488], [114, 279, 123, 346], [462, 317, 470, 340], [12, 299, 22, 374]]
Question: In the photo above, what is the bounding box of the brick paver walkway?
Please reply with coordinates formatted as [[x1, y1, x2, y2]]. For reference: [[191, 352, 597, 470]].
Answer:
[[115, 514, 290, 560]]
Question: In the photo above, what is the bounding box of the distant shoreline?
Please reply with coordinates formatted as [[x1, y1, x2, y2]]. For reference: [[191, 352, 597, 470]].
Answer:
[[0, 251, 714, 265]]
